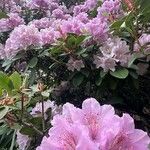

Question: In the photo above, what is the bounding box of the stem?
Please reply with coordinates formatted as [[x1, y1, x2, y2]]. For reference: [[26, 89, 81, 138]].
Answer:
[[9, 129, 17, 150], [21, 93, 24, 120], [41, 95, 45, 132]]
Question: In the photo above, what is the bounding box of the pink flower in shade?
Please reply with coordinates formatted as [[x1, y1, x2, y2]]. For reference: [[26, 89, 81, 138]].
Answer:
[[66, 57, 85, 72], [93, 37, 131, 72], [94, 55, 116, 72], [134, 34, 150, 53], [101, 114, 150, 150], [37, 98, 150, 150], [0, 44, 6, 59]]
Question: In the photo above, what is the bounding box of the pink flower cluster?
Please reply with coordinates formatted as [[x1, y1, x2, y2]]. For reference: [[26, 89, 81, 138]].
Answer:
[[26, 0, 60, 10], [4, 23, 60, 58], [0, 0, 125, 59], [94, 38, 131, 72], [37, 98, 150, 150], [134, 34, 150, 53], [0, 13, 24, 32], [73, 0, 98, 16], [0, 0, 22, 13], [97, 0, 122, 21], [4, 24, 41, 58]]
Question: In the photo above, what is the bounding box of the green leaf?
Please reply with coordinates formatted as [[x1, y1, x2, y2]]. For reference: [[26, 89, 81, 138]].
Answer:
[[100, 71, 107, 78], [107, 97, 124, 105], [96, 77, 102, 86], [75, 35, 86, 46], [50, 46, 62, 55], [29, 117, 42, 128], [72, 73, 84, 87], [9, 129, 17, 150], [128, 53, 142, 67], [66, 35, 77, 48], [9, 72, 22, 90], [0, 107, 9, 120], [110, 68, 129, 79], [28, 57, 38, 68], [66, 34, 86, 49], [0, 11, 8, 19], [20, 127, 36, 136], [129, 71, 138, 79], [0, 72, 14, 93], [111, 19, 124, 29], [109, 79, 118, 90], [81, 69, 89, 78]]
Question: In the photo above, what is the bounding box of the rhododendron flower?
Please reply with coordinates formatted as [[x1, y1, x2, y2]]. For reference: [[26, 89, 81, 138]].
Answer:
[[16, 131, 30, 150], [86, 18, 108, 42], [136, 63, 149, 75], [101, 114, 150, 150], [40, 27, 60, 45], [37, 98, 150, 150], [60, 18, 86, 36], [94, 38, 131, 71], [94, 55, 116, 72], [31, 100, 60, 119], [97, 0, 122, 21], [0, 13, 24, 32], [37, 120, 97, 150], [134, 34, 150, 53], [73, 0, 98, 16], [29, 18, 52, 29], [4, 24, 41, 58], [66, 57, 85, 72]]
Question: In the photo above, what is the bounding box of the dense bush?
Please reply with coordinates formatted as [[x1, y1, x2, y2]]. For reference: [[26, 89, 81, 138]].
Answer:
[[0, 0, 149, 149]]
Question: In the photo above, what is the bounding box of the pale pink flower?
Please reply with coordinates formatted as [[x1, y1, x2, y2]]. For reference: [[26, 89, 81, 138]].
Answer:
[[101, 114, 150, 150], [37, 118, 97, 150], [16, 131, 30, 150], [37, 98, 150, 150]]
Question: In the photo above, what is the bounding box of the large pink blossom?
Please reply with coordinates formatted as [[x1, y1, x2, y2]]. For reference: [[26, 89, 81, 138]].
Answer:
[[37, 98, 150, 150]]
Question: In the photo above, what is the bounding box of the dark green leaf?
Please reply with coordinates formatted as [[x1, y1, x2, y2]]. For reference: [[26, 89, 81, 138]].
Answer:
[[96, 77, 102, 86], [72, 73, 84, 87], [20, 126, 36, 136], [28, 57, 38, 68]]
